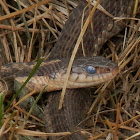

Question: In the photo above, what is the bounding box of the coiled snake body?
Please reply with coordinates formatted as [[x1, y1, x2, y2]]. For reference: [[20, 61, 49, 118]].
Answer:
[[44, 0, 134, 140], [1, 0, 134, 140]]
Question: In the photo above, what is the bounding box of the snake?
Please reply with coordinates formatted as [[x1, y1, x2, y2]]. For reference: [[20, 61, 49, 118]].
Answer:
[[0, 56, 118, 94], [1, 0, 134, 140]]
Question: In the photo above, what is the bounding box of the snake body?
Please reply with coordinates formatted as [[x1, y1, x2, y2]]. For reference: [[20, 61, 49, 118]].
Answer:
[[44, 0, 134, 140], [1, 0, 134, 140], [49, 0, 134, 59]]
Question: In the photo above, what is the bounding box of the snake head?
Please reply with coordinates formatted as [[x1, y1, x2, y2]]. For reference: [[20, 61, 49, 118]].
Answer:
[[67, 56, 119, 88]]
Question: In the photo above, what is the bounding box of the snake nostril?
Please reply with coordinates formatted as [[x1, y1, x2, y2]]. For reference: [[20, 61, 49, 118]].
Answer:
[[106, 68, 111, 73], [97, 67, 113, 74]]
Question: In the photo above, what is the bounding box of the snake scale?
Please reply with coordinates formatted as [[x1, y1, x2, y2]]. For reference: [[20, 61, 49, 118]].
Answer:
[[0, 0, 134, 140]]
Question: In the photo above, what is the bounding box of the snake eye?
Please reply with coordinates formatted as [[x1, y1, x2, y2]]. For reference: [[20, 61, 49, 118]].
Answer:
[[85, 66, 96, 74]]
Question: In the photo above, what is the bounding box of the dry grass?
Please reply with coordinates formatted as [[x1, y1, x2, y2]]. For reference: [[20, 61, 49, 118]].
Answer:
[[0, 0, 139, 140]]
